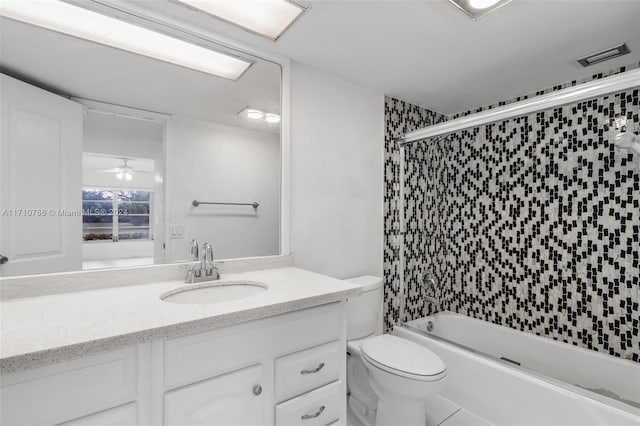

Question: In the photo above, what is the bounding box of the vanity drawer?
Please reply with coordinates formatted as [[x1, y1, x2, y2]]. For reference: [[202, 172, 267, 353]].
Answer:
[[164, 303, 343, 390], [275, 380, 342, 426], [275, 340, 342, 402]]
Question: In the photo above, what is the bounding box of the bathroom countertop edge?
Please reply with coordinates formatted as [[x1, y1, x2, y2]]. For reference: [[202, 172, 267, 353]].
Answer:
[[0, 267, 362, 374]]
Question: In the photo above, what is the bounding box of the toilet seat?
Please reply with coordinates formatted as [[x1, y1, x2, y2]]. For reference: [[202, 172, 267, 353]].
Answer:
[[347, 334, 374, 354], [361, 335, 446, 381]]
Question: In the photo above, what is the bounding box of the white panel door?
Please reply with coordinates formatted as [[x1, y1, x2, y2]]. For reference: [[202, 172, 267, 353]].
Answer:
[[164, 364, 266, 426], [0, 73, 83, 276]]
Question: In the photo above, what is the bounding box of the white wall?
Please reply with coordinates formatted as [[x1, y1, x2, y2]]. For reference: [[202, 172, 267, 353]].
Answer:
[[290, 63, 384, 279], [166, 116, 280, 262], [83, 112, 164, 159], [82, 240, 153, 261]]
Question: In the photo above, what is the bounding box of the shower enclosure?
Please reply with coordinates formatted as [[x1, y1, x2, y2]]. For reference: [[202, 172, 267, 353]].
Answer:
[[392, 68, 640, 419]]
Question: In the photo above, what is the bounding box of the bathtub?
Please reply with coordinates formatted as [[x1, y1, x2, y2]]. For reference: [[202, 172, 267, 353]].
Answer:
[[394, 311, 640, 426]]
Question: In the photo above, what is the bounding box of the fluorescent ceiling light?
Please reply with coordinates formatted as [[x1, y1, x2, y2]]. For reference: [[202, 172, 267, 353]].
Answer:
[[448, 0, 512, 19], [468, 0, 501, 9], [0, 0, 252, 80], [239, 107, 280, 124], [174, 0, 306, 41]]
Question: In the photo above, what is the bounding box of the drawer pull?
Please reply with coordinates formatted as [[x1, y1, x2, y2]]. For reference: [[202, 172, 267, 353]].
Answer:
[[301, 405, 325, 420], [300, 363, 325, 375]]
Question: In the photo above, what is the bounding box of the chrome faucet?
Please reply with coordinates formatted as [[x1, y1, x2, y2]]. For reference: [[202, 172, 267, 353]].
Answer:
[[202, 242, 220, 279], [200, 242, 208, 277], [183, 240, 220, 283], [190, 239, 200, 277], [423, 271, 439, 305]]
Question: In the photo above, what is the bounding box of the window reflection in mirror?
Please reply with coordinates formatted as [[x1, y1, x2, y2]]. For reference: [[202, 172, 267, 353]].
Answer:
[[0, 5, 281, 278]]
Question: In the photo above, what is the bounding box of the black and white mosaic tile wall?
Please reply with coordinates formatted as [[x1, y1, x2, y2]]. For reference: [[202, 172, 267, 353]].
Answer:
[[384, 65, 640, 362], [383, 98, 446, 329]]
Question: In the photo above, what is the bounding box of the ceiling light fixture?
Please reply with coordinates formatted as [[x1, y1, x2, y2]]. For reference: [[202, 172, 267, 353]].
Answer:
[[577, 43, 631, 68], [239, 107, 281, 124], [448, 0, 512, 19], [265, 113, 281, 124], [116, 171, 133, 181], [247, 109, 265, 120], [0, 0, 252, 80], [114, 159, 135, 181], [173, 0, 307, 41], [468, 0, 501, 9]]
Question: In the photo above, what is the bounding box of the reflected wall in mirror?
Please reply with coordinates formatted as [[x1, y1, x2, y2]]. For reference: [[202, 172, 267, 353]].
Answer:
[[0, 2, 282, 278]]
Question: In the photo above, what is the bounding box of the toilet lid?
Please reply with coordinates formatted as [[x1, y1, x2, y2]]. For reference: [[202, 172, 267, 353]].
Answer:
[[361, 335, 446, 380]]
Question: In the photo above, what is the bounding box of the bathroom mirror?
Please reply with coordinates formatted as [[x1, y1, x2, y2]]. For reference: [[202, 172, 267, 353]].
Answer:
[[0, 6, 282, 278]]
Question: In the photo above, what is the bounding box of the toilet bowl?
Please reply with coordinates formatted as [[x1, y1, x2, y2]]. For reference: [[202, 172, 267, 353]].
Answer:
[[345, 276, 447, 426], [347, 338, 378, 426], [361, 334, 446, 426]]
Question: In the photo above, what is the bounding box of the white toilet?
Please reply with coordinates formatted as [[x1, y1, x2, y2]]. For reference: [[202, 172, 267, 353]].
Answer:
[[345, 276, 447, 426]]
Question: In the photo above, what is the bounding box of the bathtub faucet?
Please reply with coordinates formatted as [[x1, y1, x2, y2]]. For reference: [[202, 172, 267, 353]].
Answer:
[[423, 271, 439, 305]]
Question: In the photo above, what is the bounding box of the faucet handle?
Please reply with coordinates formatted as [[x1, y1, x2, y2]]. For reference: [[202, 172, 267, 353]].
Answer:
[[185, 268, 196, 284], [179, 261, 200, 283], [202, 242, 213, 260], [189, 239, 199, 261], [202, 242, 214, 276]]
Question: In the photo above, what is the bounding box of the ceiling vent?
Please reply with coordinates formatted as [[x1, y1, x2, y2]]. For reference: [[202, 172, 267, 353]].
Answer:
[[577, 43, 631, 67]]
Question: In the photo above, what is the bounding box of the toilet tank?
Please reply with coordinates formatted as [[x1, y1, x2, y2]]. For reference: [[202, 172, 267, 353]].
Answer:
[[345, 276, 383, 340]]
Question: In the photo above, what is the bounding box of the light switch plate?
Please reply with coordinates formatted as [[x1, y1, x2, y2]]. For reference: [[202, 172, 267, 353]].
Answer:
[[170, 224, 184, 239]]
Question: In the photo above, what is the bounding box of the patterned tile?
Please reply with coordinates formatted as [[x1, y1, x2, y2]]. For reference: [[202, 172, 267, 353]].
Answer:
[[384, 64, 640, 362], [383, 98, 446, 329]]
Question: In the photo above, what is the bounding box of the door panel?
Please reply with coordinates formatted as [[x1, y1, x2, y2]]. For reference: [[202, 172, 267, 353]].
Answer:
[[164, 364, 265, 426], [0, 73, 82, 276]]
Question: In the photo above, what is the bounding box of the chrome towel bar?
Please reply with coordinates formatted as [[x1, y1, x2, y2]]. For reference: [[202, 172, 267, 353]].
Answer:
[[192, 200, 259, 208]]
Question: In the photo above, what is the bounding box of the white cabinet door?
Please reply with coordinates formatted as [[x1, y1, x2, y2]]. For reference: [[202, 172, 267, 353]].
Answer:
[[0, 347, 138, 426], [164, 364, 265, 426], [58, 403, 138, 426], [0, 73, 83, 277]]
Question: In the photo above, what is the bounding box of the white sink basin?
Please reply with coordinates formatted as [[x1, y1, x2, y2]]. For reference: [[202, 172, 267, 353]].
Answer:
[[160, 280, 268, 304]]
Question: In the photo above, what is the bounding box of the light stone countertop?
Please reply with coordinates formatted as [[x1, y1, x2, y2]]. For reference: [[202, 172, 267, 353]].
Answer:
[[0, 267, 362, 374]]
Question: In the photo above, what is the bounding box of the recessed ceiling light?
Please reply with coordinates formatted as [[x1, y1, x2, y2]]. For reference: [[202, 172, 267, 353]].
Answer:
[[247, 109, 265, 120], [173, 0, 307, 41], [265, 114, 281, 124], [448, 0, 512, 19], [0, 0, 252, 80], [239, 107, 280, 124]]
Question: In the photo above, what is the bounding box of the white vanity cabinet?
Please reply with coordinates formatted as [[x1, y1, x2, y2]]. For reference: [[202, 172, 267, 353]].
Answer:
[[0, 346, 150, 426], [164, 364, 265, 426], [0, 302, 347, 426], [161, 302, 346, 426]]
